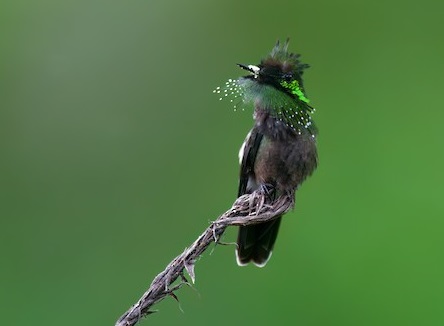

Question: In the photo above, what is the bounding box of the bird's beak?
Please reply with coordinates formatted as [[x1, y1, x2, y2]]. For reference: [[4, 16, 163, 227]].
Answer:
[[237, 64, 260, 77]]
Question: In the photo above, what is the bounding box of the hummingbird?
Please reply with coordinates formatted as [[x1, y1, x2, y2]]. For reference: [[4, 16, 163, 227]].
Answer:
[[215, 40, 318, 267]]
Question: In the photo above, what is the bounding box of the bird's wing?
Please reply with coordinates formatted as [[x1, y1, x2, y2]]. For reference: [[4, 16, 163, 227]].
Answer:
[[237, 127, 263, 197]]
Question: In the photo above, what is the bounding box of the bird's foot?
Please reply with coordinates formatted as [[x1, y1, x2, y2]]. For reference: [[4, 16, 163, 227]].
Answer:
[[260, 183, 276, 197]]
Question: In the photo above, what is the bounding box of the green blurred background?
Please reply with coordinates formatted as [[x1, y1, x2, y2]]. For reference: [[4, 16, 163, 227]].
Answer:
[[1, 0, 444, 325]]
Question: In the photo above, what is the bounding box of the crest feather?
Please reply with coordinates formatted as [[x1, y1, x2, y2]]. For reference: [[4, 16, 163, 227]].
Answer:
[[266, 38, 309, 76]]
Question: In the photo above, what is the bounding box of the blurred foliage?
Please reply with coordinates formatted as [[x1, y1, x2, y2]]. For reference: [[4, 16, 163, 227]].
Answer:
[[1, 0, 444, 325]]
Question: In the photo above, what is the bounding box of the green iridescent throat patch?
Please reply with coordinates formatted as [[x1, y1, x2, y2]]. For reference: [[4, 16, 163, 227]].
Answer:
[[280, 80, 310, 103], [214, 78, 316, 137]]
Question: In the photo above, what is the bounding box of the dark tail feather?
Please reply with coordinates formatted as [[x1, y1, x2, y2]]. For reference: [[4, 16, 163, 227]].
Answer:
[[236, 217, 282, 267]]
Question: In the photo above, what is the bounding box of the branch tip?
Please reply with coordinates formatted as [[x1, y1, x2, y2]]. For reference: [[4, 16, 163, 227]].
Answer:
[[115, 190, 294, 326]]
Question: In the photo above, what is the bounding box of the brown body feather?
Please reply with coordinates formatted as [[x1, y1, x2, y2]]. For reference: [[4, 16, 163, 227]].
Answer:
[[236, 107, 317, 267]]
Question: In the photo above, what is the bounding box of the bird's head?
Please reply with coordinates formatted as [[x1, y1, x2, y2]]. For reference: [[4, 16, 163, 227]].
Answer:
[[236, 40, 310, 103], [215, 39, 316, 136]]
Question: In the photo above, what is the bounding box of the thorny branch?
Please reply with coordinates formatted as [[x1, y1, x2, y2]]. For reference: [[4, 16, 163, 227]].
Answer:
[[115, 189, 295, 326]]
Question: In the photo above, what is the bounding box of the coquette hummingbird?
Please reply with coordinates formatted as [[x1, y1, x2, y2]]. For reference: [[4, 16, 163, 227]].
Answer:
[[215, 40, 318, 267]]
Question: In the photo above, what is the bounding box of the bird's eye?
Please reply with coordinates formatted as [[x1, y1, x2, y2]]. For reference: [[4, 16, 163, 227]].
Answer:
[[282, 73, 293, 82]]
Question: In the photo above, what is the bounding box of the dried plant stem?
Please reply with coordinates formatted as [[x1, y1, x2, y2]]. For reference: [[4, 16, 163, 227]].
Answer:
[[115, 190, 295, 326]]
